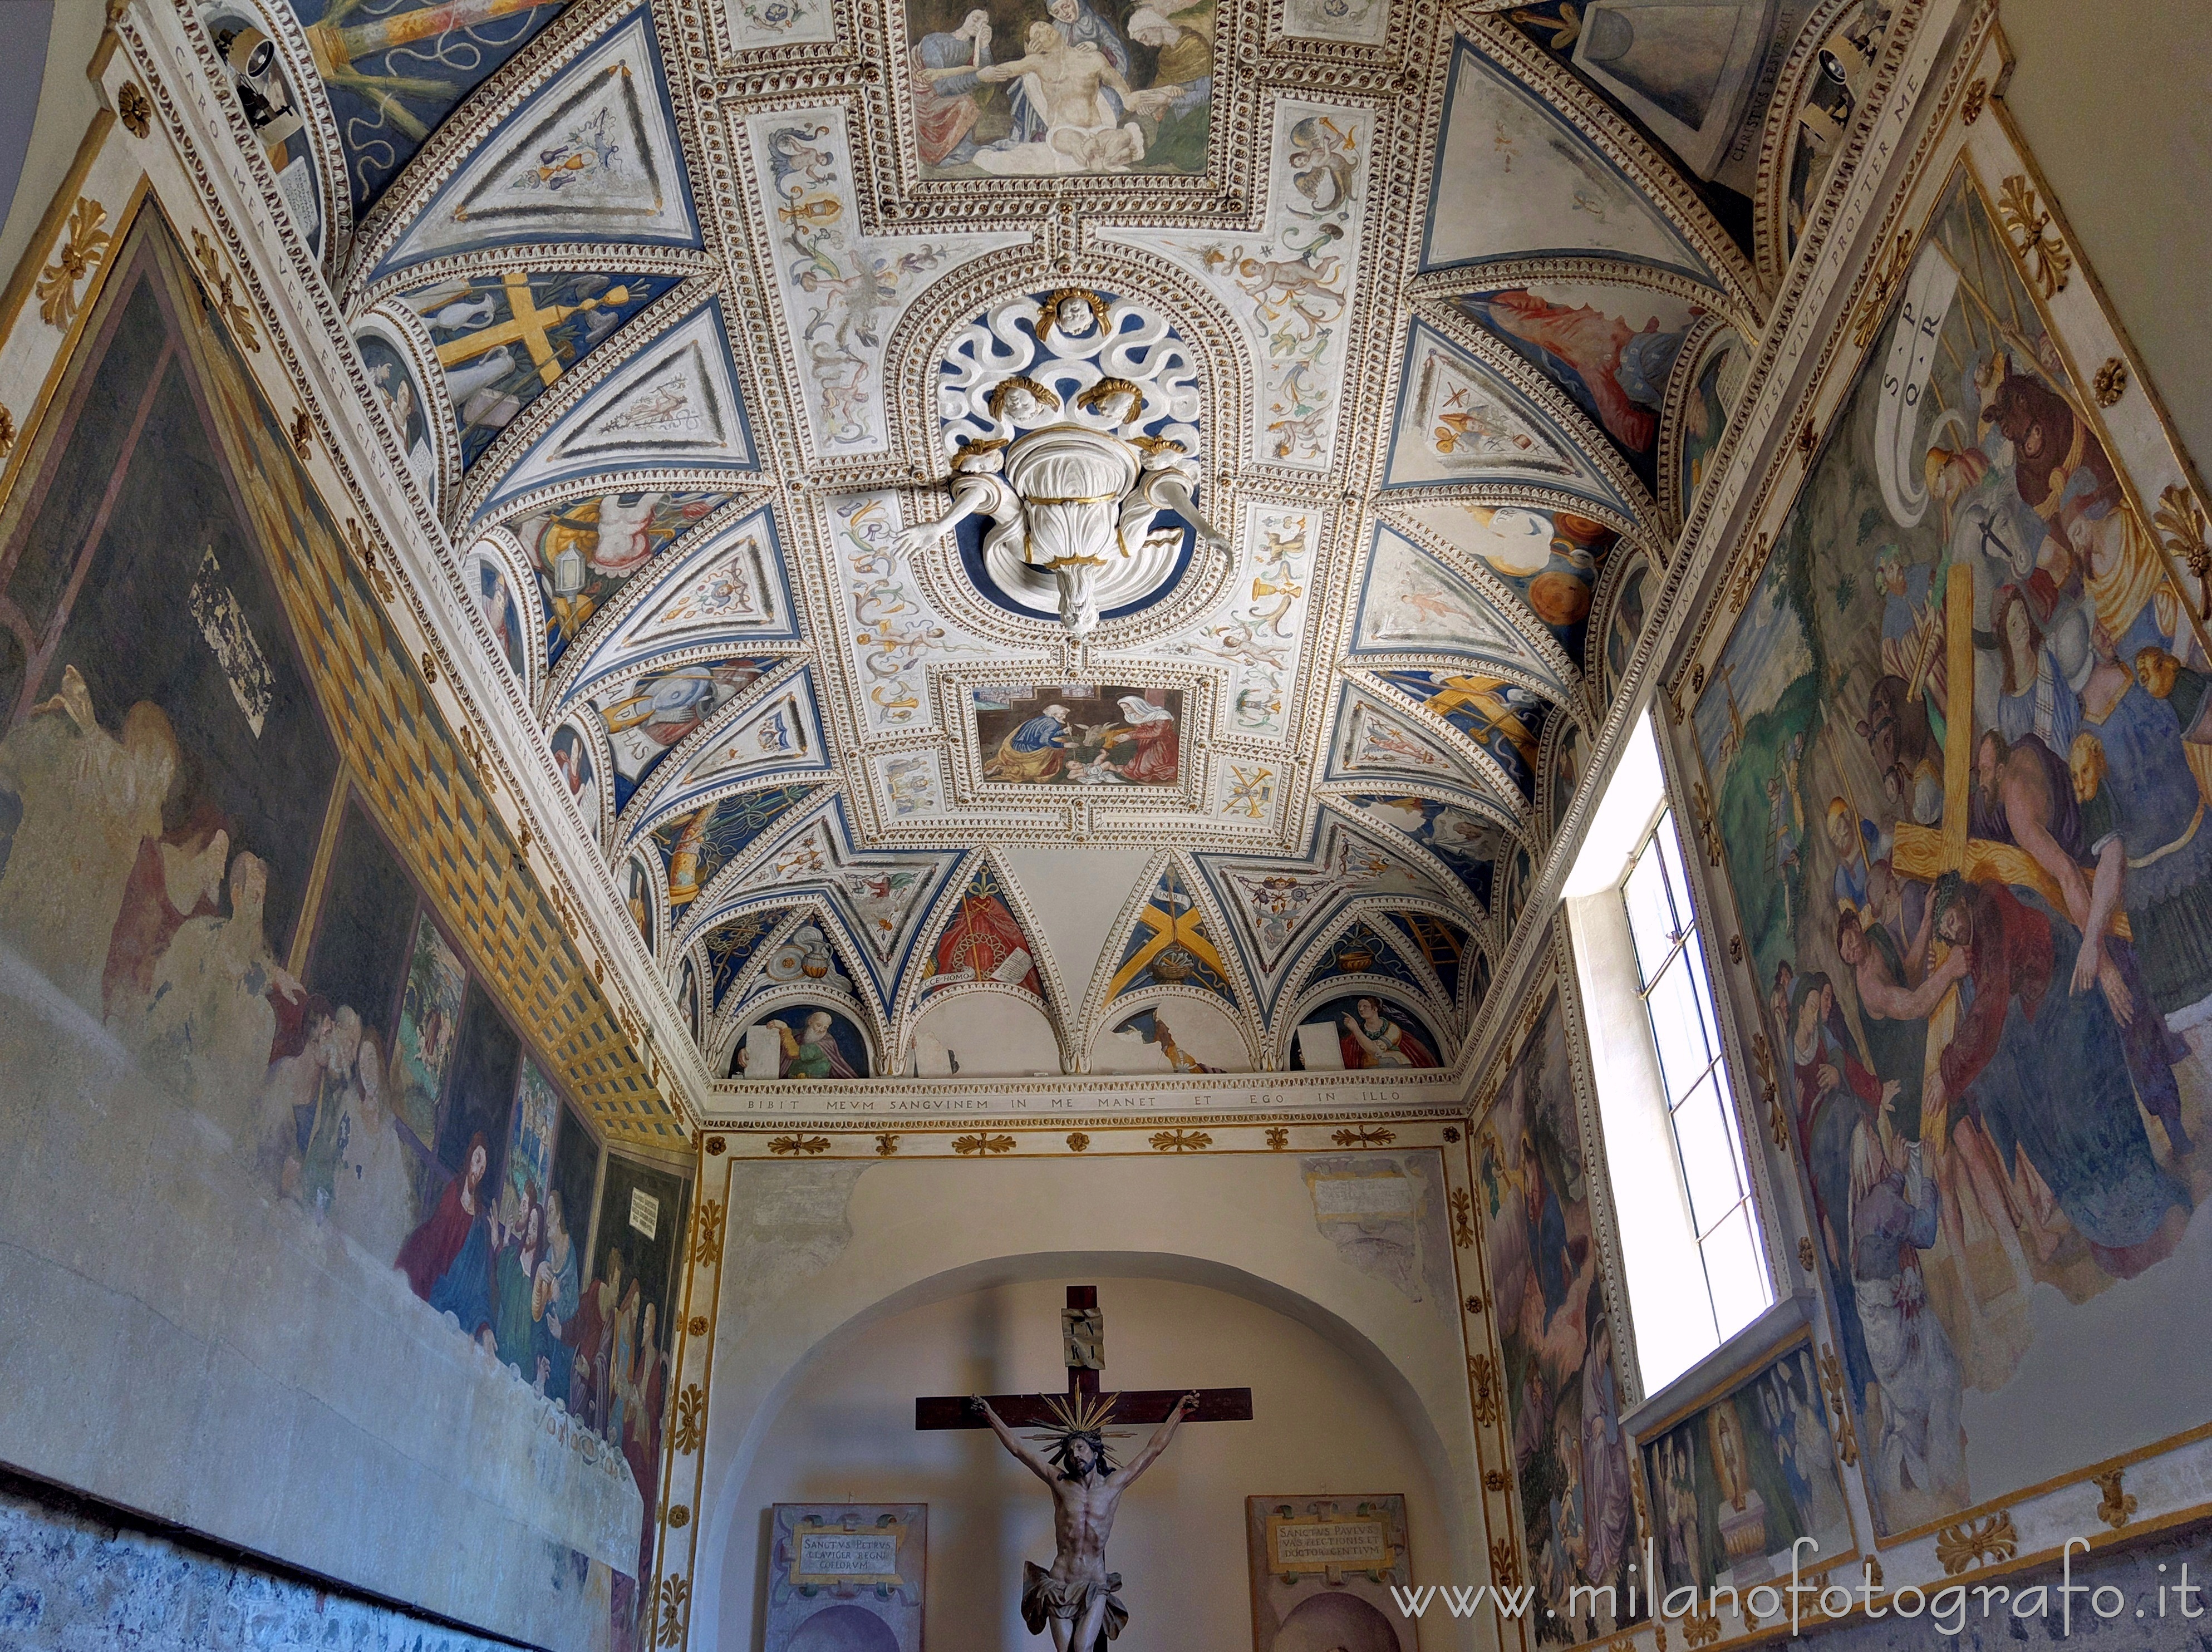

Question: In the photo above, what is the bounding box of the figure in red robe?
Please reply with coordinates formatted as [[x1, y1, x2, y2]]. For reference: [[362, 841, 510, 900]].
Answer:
[[567, 1251, 624, 1433], [1467, 288, 1686, 454], [910, 13, 995, 166], [1338, 997, 1440, 1068], [931, 884, 1039, 991], [101, 812, 228, 1018], [623, 1302, 667, 1584], [1108, 695, 1179, 784], [397, 1132, 490, 1300]]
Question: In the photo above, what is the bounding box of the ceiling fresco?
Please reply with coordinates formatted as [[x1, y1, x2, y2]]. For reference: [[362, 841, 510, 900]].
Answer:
[[201, 0, 1854, 1084]]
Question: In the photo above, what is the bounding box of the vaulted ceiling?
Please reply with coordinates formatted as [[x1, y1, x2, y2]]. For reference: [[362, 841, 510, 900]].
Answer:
[[208, 0, 1868, 1085]]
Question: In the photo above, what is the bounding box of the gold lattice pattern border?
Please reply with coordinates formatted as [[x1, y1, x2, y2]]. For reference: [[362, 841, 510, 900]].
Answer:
[[164, 221, 672, 1143]]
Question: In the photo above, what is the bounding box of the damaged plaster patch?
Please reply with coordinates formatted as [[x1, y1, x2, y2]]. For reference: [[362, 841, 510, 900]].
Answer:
[[715, 1160, 874, 1342], [1296, 1150, 1456, 1317]]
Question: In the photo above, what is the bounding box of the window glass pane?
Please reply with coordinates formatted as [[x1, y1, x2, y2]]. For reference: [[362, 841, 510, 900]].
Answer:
[[1645, 952, 1714, 1102], [1654, 810, 1693, 932], [1670, 1074, 1746, 1233], [1702, 1204, 1772, 1340], [1623, 844, 1677, 985], [1681, 927, 1723, 1053], [1580, 738, 1775, 1388]]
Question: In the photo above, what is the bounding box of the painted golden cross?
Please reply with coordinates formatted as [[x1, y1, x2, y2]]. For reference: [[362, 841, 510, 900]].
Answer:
[[1104, 876, 1227, 1000], [434, 271, 632, 388], [1425, 675, 1538, 766]]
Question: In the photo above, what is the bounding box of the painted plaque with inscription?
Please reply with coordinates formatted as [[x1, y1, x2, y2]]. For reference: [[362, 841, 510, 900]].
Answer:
[[766, 1504, 925, 1652], [1246, 1494, 1413, 1651]]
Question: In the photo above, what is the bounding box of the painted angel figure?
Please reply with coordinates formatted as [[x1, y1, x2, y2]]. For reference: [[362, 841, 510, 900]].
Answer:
[[897, 421, 1227, 637]]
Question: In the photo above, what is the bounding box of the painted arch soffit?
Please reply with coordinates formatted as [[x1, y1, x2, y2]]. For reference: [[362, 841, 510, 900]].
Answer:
[[215, 0, 1777, 1092], [343, 1, 708, 291], [1415, 18, 1759, 307]]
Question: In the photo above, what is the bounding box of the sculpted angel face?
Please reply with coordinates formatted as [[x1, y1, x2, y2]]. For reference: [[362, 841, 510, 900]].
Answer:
[[1055, 294, 1097, 335], [997, 381, 1046, 422], [1087, 383, 1138, 423]]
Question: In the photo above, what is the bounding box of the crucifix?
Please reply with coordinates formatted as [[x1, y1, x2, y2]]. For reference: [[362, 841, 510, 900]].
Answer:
[[433, 271, 633, 389], [914, 1286, 1252, 1650]]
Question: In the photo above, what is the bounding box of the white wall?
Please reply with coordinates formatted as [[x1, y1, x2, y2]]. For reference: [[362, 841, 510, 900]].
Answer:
[[733, 1275, 1448, 1650], [0, 0, 102, 286], [1997, 0, 2212, 469]]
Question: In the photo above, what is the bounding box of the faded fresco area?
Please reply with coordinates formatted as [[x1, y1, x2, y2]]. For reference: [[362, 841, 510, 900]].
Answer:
[[1640, 1341, 1854, 1597], [1477, 982, 1640, 1646], [1692, 169, 2212, 1537], [0, 215, 685, 1650], [903, 0, 1212, 178]]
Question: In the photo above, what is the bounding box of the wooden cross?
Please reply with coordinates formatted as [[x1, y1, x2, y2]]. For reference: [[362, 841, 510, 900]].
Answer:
[[434, 271, 633, 388], [913, 1286, 1254, 1431]]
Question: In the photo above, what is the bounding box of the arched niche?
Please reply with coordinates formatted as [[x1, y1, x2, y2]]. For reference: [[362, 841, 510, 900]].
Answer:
[[1088, 992, 1253, 1073], [690, 1153, 1491, 1651], [734, 1273, 1449, 1651]]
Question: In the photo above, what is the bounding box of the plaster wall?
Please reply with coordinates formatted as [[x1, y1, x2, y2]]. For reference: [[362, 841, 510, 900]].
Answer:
[[732, 1275, 1451, 1651], [1999, 0, 2212, 468], [692, 1150, 1494, 1652], [0, 1473, 521, 1652]]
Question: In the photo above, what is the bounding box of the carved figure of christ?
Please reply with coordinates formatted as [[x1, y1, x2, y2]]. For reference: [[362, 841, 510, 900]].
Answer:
[[913, 1286, 1253, 1648], [975, 1390, 1192, 1650]]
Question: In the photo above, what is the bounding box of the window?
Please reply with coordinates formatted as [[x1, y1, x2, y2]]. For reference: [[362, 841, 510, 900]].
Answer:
[[1620, 808, 1771, 1348], [1566, 713, 1771, 1393]]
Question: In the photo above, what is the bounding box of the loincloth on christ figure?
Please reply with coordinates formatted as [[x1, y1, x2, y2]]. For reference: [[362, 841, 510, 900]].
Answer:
[[1021, 1561, 1128, 1640]]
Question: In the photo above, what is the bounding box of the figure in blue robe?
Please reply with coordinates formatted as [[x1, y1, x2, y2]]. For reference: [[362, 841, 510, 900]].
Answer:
[[1879, 553, 1931, 660], [429, 1201, 496, 1341], [1522, 1142, 1574, 1331], [1931, 873, 2190, 1281], [1053, 0, 1130, 71], [2079, 667, 2212, 1019], [535, 1223, 581, 1405]]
